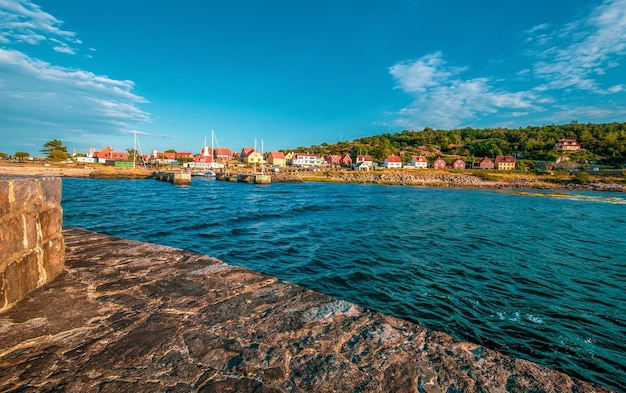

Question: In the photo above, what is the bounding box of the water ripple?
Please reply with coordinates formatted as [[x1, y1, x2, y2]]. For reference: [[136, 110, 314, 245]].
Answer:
[[61, 179, 626, 391]]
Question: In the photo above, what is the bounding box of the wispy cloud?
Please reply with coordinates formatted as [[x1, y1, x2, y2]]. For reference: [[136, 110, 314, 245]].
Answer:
[[530, 0, 626, 93], [0, 47, 151, 151], [0, 1, 153, 153], [389, 53, 537, 130], [390, 0, 626, 130], [0, 0, 79, 51]]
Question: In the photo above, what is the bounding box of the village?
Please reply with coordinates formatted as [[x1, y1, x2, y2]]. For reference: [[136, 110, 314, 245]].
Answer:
[[67, 138, 584, 172]]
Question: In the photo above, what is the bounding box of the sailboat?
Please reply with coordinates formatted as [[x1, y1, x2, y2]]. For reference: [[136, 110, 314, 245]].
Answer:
[[254, 138, 271, 185], [193, 130, 224, 178]]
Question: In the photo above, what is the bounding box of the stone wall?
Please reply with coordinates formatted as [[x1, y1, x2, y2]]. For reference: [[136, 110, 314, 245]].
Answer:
[[0, 176, 64, 311]]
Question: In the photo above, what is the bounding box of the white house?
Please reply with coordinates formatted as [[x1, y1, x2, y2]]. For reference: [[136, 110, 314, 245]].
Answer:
[[405, 155, 427, 169], [383, 155, 402, 169], [292, 153, 323, 167]]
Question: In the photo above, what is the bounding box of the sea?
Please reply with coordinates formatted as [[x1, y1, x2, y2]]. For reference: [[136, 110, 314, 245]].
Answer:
[[61, 178, 626, 392]]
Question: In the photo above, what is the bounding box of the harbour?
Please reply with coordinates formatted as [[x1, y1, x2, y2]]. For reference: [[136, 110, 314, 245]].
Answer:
[[59, 177, 626, 391]]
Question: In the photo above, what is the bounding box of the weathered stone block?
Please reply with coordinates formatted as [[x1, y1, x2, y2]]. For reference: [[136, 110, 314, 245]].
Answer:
[[0, 177, 65, 311], [0, 215, 25, 256], [0, 181, 9, 216], [0, 273, 5, 309], [40, 177, 62, 204], [3, 254, 39, 305], [40, 207, 63, 241], [12, 178, 39, 210], [43, 238, 65, 280], [23, 212, 38, 248]]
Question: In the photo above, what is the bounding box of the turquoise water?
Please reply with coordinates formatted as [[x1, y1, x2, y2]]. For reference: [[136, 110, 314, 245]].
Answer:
[[61, 178, 626, 391]]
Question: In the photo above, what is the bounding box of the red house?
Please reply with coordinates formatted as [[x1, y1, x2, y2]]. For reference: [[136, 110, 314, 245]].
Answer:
[[214, 148, 232, 160], [555, 139, 581, 151], [93, 146, 129, 161], [476, 157, 494, 169], [452, 158, 465, 169], [432, 157, 446, 169]]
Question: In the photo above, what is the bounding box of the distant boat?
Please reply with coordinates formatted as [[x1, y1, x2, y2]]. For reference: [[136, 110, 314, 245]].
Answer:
[[191, 170, 215, 178]]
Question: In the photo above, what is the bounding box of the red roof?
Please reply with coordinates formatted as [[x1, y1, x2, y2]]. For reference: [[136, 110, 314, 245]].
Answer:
[[357, 155, 372, 162], [386, 155, 401, 162], [214, 148, 231, 156], [269, 151, 285, 159], [495, 155, 515, 163], [241, 147, 257, 157], [412, 155, 427, 162]]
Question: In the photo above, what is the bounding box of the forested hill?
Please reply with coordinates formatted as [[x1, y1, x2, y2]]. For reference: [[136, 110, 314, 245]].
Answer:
[[291, 122, 626, 165]]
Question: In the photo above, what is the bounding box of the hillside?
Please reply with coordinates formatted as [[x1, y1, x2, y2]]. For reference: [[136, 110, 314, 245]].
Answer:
[[290, 122, 626, 166]]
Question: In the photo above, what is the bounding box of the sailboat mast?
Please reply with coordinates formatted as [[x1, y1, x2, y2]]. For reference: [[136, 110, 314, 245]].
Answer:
[[133, 130, 137, 169]]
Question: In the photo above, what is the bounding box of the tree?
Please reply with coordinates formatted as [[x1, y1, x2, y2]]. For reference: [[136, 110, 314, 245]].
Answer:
[[41, 139, 68, 160], [14, 152, 30, 161], [127, 148, 140, 161], [0, 152, 8, 159]]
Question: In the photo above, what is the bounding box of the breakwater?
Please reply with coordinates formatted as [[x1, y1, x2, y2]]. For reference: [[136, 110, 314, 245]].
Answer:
[[152, 171, 192, 185], [0, 228, 613, 392]]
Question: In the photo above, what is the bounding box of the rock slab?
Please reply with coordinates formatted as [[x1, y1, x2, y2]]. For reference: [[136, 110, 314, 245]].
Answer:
[[0, 228, 614, 392]]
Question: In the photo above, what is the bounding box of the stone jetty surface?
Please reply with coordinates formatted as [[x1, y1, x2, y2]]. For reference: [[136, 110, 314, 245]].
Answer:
[[0, 228, 613, 392]]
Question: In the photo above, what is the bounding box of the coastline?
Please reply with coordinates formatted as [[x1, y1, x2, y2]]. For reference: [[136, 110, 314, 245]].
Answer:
[[1, 162, 624, 192]]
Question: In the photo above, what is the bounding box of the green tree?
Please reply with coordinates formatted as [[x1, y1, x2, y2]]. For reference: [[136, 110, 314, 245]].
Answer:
[[14, 152, 30, 161], [176, 156, 193, 164], [0, 152, 8, 159], [573, 171, 590, 184], [41, 139, 68, 160]]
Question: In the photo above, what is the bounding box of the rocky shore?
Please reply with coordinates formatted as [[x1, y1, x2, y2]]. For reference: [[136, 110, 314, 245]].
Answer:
[[0, 163, 624, 191], [296, 170, 626, 192]]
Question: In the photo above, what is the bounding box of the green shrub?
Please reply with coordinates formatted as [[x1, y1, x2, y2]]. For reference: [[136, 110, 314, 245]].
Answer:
[[573, 171, 590, 185]]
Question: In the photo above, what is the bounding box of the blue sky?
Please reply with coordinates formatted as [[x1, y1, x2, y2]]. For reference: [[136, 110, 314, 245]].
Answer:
[[1, 0, 625, 156]]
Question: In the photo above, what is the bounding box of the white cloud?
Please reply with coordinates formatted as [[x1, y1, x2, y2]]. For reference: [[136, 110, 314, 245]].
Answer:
[[389, 0, 626, 130], [530, 0, 626, 93], [389, 53, 537, 130], [0, 48, 151, 147], [0, 0, 79, 52]]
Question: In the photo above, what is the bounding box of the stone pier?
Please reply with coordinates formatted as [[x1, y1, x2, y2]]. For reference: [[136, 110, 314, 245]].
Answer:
[[0, 176, 64, 311], [152, 171, 192, 185], [0, 228, 613, 392]]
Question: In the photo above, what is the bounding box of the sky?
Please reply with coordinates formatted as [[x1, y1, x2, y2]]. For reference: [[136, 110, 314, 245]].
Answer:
[[1, 0, 626, 157]]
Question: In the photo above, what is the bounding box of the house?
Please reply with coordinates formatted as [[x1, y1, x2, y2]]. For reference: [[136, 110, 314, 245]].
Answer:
[[268, 151, 286, 167], [354, 161, 372, 171], [338, 153, 352, 167], [406, 155, 427, 169], [554, 139, 581, 151], [432, 157, 446, 169], [452, 158, 465, 169], [93, 146, 129, 162], [476, 156, 494, 169], [240, 147, 263, 164], [495, 155, 516, 170], [175, 151, 193, 160], [323, 153, 352, 167], [383, 155, 402, 169], [284, 152, 294, 165], [292, 153, 323, 167], [213, 148, 232, 160]]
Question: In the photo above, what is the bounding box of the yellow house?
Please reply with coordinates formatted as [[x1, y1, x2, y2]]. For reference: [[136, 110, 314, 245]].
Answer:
[[245, 151, 263, 164], [284, 151, 293, 165], [268, 151, 286, 167], [495, 155, 516, 170]]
